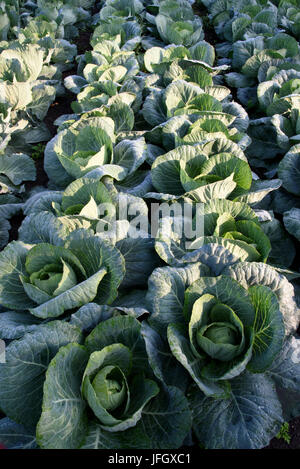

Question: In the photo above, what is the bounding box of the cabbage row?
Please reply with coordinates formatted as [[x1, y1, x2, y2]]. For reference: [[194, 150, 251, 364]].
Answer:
[[204, 0, 300, 265], [0, 0, 299, 451], [0, 0, 98, 246]]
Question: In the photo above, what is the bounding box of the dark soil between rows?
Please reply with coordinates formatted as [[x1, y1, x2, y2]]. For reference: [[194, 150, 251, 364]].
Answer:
[[265, 418, 300, 449]]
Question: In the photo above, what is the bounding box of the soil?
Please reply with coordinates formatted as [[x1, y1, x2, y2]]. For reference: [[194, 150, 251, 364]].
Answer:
[[42, 23, 94, 137], [193, 3, 219, 46], [265, 418, 300, 449], [43, 93, 74, 137], [75, 29, 94, 56]]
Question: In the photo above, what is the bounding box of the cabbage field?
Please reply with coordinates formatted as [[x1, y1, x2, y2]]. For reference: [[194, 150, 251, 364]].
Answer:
[[0, 0, 299, 451]]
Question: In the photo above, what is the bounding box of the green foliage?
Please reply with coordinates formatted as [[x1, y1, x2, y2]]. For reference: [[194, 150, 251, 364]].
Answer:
[[31, 143, 45, 161], [276, 422, 291, 444]]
